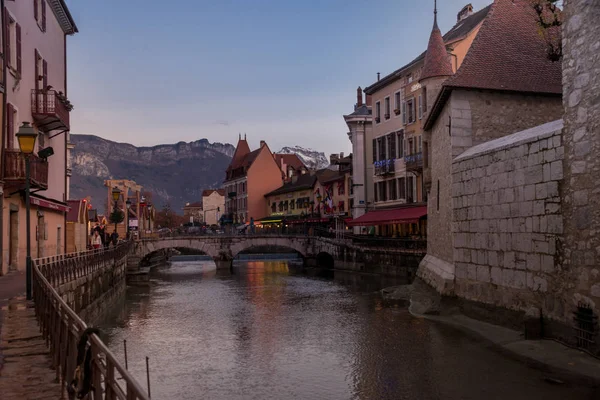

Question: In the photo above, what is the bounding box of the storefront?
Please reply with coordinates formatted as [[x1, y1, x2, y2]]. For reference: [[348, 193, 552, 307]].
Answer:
[[347, 205, 427, 237]]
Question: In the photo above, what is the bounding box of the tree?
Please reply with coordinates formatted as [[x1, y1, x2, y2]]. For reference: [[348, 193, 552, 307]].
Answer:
[[155, 202, 182, 228], [532, 0, 563, 61], [109, 209, 124, 231]]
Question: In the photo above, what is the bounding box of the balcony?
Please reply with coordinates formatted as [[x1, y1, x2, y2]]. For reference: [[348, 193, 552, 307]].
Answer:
[[374, 159, 395, 176], [4, 150, 49, 191], [31, 90, 71, 132], [404, 152, 423, 172]]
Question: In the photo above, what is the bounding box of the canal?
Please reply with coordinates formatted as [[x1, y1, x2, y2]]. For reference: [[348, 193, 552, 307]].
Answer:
[[98, 260, 595, 400]]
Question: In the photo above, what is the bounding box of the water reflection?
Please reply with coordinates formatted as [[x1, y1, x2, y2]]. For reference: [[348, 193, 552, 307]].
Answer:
[[97, 261, 594, 400]]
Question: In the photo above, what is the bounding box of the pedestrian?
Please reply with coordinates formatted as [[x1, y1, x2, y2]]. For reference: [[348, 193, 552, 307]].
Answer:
[[91, 231, 102, 250], [250, 217, 255, 235], [111, 230, 119, 247]]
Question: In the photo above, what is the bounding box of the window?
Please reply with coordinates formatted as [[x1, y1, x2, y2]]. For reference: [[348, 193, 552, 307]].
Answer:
[[380, 182, 387, 202], [372, 139, 377, 162], [397, 131, 404, 157], [378, 137, 385, 162], [402, 101, 407, 125], [6, 103, 15, 149], [290, 200, 295, 210], [384, 97, 390, 120], [34, 0, 47, 32], [418, 136, 422, 152], [406, 98, 415, 124], [394, 92, 401, 115], [271, 202, 276, 212], [375, 101, 381, 123], [418, 94, 423, 119], [437, 180, 440, 211], [34, 50, 47, 92], [398, 177, 406, 199], [388, 133, 396, 159], [408, 74, 413, 83], [389, 179, 397, 200], [374, 183, 378, 202], [5, 12, 22, 75], [408, 138, 414, 155], [422, 86, 428, 113]]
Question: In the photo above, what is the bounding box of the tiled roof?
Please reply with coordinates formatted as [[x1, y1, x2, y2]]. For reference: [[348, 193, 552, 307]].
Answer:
[[346, 104, 372, 117], [421, 13, 454, 81], [265, 174, 317, 197], [67, 200, 82, 222], [316, 168, 345, 184], [425, 0, 562, 129], [364, 5, 490, 94], [444, 0, 562, 93], [274, 153, 306, 171], [226, 139, 251, 171], [202, 189, 225, 197]]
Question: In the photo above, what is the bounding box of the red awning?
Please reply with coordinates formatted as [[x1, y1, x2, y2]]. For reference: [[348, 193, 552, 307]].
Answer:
[[31, 197, 70, 213], [347, 206, 427, 226]]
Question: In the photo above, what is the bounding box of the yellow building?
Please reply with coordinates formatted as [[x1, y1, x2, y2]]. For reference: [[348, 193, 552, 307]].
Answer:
[[262, 174, 317, 225]]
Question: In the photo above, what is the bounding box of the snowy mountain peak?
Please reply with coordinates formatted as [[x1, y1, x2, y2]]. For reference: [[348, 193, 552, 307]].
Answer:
[[277, 146, 329, 170]]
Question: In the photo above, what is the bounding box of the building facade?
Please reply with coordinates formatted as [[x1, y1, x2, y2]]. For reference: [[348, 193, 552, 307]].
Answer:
[[2, 0, 77, 273], [354, 3, 490, 237], [274, 153, 308, 182], [104, 179, 154, 238], [183, 201, 203, 224], [223, 137, 282, 224], [344, 88, 373, 233], [201, 189, 224, 226], [264, 174, 317, 222]]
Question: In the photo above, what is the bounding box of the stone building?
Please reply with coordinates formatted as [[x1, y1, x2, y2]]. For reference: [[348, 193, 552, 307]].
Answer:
[[183, 201, 203, 224], [201, 189, 225, 226], [353, 3, 490, 237], [415, 0, 600, 350]]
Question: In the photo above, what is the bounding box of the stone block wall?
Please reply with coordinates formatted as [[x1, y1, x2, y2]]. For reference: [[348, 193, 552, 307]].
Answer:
[[560, 0, 600, 318], [451, 120, 564, 317]]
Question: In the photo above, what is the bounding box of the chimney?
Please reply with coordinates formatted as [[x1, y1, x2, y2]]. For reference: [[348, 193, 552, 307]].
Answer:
[[330, 153, 340, 165], [356, 87, 363, 107], [366, 94, 373, 107], [340, 152, 344, 159], [377, 72, 381, 81], [260, 140, 266, 148], [457, 4, 474, 22]]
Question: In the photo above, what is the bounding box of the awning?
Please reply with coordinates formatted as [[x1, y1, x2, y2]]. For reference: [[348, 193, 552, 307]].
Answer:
[[347, 206, 427, 226], [31, 196, 70, 213]]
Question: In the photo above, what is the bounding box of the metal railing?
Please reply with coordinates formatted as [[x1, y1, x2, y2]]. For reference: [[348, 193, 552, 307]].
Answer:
[[3, 149, 49, 189], [33, 241, 150, 399], [31, 89, 71, 129]]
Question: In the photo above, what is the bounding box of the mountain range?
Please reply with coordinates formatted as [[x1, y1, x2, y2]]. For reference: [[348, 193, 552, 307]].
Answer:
[[69, 135, 328, 212]]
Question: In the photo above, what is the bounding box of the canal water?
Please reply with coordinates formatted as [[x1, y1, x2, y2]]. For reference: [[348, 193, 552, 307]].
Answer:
[[98, 260, 595, 400]]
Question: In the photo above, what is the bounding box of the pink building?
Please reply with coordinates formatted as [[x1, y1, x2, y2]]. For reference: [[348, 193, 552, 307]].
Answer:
[[1, 0, 77, 274]]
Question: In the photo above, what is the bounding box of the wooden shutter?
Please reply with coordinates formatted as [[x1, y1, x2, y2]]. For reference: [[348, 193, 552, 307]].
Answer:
[[34, 0, 38, 21], [372, 139, 376, 163], [16, 23, 21, 74], [5, 9, 11, 67], [402, 101, 406, 125], [34, 49, 40, 90], [43, 59, 48, 89], [41, 0, 47, 31], [6, 103, 14, 149]]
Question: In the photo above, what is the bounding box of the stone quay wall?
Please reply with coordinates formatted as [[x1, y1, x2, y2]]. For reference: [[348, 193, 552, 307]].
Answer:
[[451, 120, 564, 319], [55, 255, 128, 322]]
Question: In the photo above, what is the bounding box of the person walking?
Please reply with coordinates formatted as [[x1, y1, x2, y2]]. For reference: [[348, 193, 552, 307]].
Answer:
[[91, 231, 102, 250]]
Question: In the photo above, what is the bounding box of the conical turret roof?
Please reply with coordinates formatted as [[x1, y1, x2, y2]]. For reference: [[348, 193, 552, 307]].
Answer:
[[421, 3, 453, 81]]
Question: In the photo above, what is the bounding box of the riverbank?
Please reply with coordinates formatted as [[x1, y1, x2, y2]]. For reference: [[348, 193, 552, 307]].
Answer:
[[382, 280, 600, 388]]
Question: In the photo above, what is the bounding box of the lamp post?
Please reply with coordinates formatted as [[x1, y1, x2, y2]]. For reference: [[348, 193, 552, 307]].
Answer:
[[111, 187, 121, 233], [16, 122, 38, 300], [126, 199, 131, 239]]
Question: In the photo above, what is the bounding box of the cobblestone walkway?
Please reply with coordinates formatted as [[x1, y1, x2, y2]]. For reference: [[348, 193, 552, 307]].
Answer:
[[0, 297, 63, 399]]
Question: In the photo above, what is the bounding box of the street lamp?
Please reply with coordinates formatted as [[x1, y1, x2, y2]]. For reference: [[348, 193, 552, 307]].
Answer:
[[16, 122, 38, 300], [126, 199, 131, 239]]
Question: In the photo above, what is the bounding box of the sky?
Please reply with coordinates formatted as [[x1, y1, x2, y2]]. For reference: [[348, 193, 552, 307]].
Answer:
[[67, 0, 492, 156]]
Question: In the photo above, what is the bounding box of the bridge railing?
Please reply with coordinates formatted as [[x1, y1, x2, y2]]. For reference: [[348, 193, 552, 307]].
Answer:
[[33, 242, 149, 400]]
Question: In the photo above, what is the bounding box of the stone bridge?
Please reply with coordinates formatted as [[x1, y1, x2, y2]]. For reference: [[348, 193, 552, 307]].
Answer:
[[133, 235, 426, 278]]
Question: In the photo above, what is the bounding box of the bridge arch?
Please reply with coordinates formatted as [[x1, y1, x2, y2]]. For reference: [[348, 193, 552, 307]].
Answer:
[[136, 238, 221, 260], [229, 237, 308, 260]]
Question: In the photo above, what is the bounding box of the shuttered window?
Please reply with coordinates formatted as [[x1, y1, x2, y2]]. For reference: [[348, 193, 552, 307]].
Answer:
[[16, 23, 22, 74], [42, 0, 47, 31], [389, 133, 396, 159], [4, 9, 11, 67], [6, 103, 14, 149], [372, 139, 377, 163]]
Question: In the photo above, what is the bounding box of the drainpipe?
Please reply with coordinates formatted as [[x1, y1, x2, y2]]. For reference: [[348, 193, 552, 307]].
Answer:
[[63, 33, 68, 253], [0, 0, 7, 273]]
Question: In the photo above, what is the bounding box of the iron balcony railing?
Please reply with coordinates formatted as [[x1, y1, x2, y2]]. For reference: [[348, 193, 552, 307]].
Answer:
[[3, 149, 49, 190], [404, 152, 423, 171], [31, 89, 71, 131], [374, 159, 396, 176], [33, 242, 150, 400]]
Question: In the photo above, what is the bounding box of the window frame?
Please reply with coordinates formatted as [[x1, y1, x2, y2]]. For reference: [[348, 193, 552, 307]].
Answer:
[[384, 96, 390, 120], [375, 101, 381, 123], [394, 91, 401, 115]]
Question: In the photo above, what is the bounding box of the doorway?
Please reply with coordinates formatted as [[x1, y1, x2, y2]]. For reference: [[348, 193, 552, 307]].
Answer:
[[9, 208, 19, 271]]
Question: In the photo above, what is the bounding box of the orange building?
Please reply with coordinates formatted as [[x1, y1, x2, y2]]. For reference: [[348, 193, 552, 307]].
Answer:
[[223, 136, 282, 224]]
